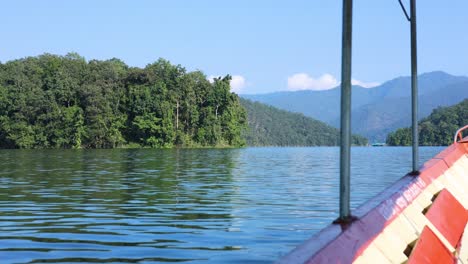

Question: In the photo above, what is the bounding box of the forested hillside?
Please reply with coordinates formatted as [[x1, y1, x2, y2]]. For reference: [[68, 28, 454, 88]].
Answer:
[[342, 80, 468, 141], [241, 98, 368, 146], [386, 99, 468, 146], [0, 53, 247, 148], [243, 71, 468, 142]]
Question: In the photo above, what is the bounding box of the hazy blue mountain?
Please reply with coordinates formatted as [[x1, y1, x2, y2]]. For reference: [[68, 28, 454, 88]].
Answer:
[[374, 71, 468, 99], [242, 85, 374, 125], [242, 71, 468, 142], [340, 82, 468, 142], [345, 81, 468, 141]]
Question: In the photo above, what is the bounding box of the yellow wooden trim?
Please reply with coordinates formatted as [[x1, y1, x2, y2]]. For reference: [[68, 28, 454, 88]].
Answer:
[[456, 223, 468, 264], [388, 215, 420, 244], [372, 229, 408, 263], [442, 172, 468, 208], [353, 244, 393, 264]]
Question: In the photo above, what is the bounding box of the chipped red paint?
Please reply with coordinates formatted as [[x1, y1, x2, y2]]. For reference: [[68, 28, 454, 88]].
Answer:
[[277, 138, 468, 264]]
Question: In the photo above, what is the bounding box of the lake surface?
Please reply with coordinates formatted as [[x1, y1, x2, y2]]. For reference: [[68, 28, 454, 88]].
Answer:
[[0, 147, 443, 263]]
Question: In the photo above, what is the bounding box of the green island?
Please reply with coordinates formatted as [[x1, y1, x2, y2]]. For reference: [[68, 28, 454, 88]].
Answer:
[[0, 53, 370, 149], [0, 53, 247, 148], [386, 99, 468, 146]]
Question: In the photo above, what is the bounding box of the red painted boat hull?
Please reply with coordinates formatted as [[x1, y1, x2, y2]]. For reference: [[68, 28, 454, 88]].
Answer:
[[278, 139, 468, 264]]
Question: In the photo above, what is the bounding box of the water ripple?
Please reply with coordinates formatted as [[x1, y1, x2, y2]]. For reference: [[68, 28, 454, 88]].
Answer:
[[0, 147, 443, 263]]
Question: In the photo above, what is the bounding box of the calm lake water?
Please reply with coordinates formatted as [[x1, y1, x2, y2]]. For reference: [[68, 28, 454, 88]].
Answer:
[[0, 147, 443, 263]]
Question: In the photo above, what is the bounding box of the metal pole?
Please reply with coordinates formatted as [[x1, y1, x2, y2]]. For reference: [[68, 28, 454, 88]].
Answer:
[[410, 0, 419, 173], [339, 0, 353, 220]]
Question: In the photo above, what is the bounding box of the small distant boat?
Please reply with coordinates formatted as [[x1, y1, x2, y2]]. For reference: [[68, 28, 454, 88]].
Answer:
[[278, 125, 468, 263], [371, 143, 386, 147]]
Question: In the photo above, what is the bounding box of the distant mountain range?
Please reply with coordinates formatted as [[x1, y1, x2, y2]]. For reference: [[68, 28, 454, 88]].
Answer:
[[242, 71, 468, 142]]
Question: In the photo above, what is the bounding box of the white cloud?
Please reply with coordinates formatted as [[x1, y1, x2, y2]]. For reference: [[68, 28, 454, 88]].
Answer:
[[351, 79, 380, 88], [287, 73, 338, 91], [286, 73, 381, 91], [230, 75, 246, 93], [207, 75, 247, 93]]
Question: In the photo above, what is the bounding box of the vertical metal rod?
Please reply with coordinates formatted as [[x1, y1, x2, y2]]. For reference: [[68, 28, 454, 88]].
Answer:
[[410, 0, 419, 173], [339, 0, 353, 220]]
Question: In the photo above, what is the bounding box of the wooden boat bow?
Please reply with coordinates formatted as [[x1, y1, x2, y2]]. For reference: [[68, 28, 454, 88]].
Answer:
[[277, 130, 468, 263]]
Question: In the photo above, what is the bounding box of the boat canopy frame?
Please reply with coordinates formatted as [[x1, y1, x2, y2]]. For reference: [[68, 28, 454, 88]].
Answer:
[[337, 0, 420, 221]]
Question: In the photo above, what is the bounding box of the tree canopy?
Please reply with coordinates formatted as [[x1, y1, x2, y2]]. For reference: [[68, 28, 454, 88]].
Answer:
[[241, 98, 368, 146], [0, 53, 247, 148], [386, 99, 468, 146]]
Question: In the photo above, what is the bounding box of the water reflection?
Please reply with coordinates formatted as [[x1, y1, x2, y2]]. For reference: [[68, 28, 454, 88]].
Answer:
[[0, 147, 443, 263], [0, 149, 242, 263]]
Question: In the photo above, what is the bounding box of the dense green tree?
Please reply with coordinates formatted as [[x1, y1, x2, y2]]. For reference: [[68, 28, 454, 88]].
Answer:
[[0, 53, 371, 149], [387, 99, 468, 146], [241, 98, 368, 146], [0, 53, 247, 148]]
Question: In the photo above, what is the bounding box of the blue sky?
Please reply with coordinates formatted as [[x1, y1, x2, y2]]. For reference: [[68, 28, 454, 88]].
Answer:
[[1, 0, 467, 94]]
